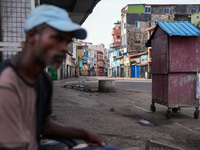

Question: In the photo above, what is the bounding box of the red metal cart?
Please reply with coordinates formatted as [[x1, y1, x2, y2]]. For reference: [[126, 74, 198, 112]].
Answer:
[[147, 21, 200, 119]]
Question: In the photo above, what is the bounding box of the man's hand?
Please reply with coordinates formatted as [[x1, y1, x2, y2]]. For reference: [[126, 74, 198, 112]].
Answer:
[[84, 130, 106, 147], [42, 116, 106, 147]]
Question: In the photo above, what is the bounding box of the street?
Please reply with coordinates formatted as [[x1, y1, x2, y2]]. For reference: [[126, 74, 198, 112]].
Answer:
[[52, 76, 200, 150]]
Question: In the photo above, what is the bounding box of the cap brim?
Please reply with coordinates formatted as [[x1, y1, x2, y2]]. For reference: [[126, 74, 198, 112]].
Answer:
[[73, 29, 87, 40], [48, 21, 87, 40]]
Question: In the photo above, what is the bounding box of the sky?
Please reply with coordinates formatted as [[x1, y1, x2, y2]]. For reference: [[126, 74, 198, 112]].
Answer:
[[82, 0, 200, 49]]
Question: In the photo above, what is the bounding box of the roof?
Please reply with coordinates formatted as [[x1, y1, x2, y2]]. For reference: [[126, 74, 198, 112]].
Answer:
[[40, 0, 101, 25], [157, 21, 200, 36], [145, 21, 200, 47]]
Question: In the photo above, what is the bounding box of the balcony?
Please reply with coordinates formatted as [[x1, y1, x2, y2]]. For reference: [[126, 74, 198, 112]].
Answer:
[[112, 29, 121, 35]]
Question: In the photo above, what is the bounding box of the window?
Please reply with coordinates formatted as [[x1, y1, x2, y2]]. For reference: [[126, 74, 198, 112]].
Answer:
[[164, 8, 170, 14], [135, 41, 140, 45], [150, 21, 155, 27], [145, 6, 151, 13], [117, 36, 120, 38], [121, 34, 127, 48], [124, 23, 127, 29], [191, 8, 197, 14], [135, 21, 140, 28]]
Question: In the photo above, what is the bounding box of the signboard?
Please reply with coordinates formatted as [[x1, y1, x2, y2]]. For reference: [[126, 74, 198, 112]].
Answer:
[[73, 43, 77, 59], [116, 62, 120, 67], [141, 55, 148, 61], [78, 41, 82, 59], [78, 49, 82, 58], [124, 54, 129, 65], [79, 60, 82, 68], [87, 58, 91, 64]]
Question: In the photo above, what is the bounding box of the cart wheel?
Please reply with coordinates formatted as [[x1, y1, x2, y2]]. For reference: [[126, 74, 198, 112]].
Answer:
[[194, 110, 199, 119], [172, 107, 179, 113], [150, 104, 156, 112], [166, 110, 171, 119]]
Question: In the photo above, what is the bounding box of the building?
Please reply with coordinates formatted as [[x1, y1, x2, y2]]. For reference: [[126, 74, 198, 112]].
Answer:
[[108, 45, 121, 77], [111, 21, 121, 46], [120, 4, 200, 78], [92, 44, 106, 76], [76, 42, 107, 76]]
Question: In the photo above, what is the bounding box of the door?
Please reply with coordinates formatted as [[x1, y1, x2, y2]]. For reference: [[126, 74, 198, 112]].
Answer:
[[117, 67, 119, 77], [140, 66, 145, 78], [131, 65, 135, 78], [120, 68, 124, 77], [136, 66, 140, 78], [48, 68, 57, 80]]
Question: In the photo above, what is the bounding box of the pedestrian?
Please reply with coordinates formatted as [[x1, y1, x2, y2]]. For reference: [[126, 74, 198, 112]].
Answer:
[[0, 4, 120, 150]]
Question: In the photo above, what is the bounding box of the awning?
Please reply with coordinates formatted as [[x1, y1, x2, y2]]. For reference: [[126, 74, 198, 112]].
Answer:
[[128, 54, 139, 58], [40, 0, 101, 25], [115, 56, 123, 59]]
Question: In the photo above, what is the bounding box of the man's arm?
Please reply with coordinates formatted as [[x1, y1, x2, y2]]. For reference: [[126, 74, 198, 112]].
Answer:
[[42, 116, 106, 147]]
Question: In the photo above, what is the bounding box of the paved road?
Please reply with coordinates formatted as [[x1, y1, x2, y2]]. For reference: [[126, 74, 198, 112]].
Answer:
[[52, 76, 200, 150]]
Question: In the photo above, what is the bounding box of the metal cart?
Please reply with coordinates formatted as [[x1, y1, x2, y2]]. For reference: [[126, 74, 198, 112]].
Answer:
[[147, 21, 200, 119]]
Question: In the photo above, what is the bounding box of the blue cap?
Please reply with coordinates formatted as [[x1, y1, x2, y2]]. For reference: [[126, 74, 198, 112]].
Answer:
[[24, 4, 87, 39]]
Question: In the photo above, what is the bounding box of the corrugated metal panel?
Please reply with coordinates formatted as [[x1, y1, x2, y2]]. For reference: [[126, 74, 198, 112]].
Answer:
[[157, 21, 200, 36]]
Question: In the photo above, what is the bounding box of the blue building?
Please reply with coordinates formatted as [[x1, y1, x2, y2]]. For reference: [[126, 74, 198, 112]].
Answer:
[[108, 45, 121, 77]]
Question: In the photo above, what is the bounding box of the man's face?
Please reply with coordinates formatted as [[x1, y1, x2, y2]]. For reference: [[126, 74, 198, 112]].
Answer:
[[33, 26, 73, 69]]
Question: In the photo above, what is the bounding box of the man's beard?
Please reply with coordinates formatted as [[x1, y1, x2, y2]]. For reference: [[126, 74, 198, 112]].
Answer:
[[35, 52, 66, 69], [46, 53, 66, 69]]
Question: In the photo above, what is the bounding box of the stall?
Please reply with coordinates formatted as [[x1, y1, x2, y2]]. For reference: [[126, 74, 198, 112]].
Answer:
[[147, 21, 200, 119]]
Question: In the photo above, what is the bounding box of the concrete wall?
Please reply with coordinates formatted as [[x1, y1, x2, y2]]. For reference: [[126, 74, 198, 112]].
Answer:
[[126, 23, 148, 55], [151, 5, 200, 14], [191, 12, 200, 27], [127, 13, 151, 24]]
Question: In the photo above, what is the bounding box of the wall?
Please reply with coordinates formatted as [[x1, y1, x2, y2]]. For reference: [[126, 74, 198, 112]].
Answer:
[[191, 12, 200, 27], [92, 44, 105, 54], [151, 5, 200, 14], [128, 4, 145, 13], [127, 13, 151, 24], [127, 23, 148, 55]]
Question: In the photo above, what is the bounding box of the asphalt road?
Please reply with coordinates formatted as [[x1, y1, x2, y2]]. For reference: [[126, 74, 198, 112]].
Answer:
[[52, 76, 200, 150]]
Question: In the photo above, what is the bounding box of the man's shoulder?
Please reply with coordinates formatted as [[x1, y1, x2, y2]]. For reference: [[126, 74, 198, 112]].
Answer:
[[0, 66, 18, 88], [0, 60, 11, 73]]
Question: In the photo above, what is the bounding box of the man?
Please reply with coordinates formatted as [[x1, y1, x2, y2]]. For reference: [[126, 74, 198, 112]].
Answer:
[[0, 4, 119, 150]]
